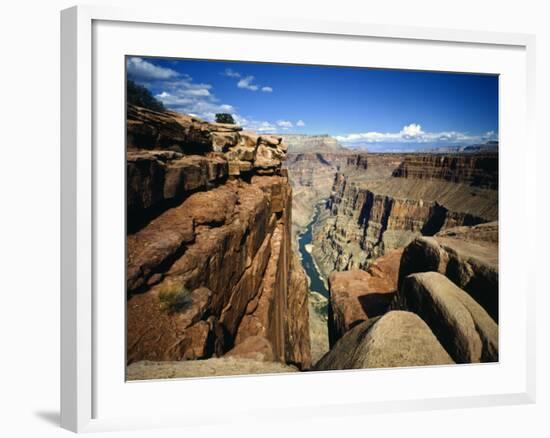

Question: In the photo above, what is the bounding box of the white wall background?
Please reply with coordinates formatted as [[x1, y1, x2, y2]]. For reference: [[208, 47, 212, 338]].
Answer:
[[0, 0, 546, 436]]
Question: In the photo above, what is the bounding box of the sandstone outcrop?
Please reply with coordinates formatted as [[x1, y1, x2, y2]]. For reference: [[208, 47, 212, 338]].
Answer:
[[395, 272, 498, 363], [126, 105, 311, 373], [127, 104, 288, 231], [127, 358, 298, 380], [397, 231, 498, 321], [326, 248, 402, 346], [315, 311, 454, 370]]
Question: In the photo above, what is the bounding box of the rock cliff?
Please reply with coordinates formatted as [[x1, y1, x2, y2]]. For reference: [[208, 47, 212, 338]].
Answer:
[[312, 153, 498, 276], [126, 105, 311, 373], [392, 153, 498, 189]]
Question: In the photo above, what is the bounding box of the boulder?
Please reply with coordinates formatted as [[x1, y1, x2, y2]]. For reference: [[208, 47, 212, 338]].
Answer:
[[398, 234, 498, 321], [396, 272, 498, 363], [315, 311, 454, 370]]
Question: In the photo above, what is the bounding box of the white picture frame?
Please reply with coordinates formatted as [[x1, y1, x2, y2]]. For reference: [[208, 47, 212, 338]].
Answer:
[[60, 4, 537, 433]]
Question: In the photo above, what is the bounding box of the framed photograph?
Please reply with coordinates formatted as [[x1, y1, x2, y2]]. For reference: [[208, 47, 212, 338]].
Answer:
[[61, 5, 536, 433]]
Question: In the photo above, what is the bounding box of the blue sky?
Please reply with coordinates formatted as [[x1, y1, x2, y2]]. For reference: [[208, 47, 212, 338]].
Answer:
[[127, 56, 498, 151]]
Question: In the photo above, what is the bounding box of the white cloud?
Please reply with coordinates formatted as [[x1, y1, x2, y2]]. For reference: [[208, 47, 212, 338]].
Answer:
[[154, 76, 234, 121], [225, 70, 273, 92], [335, 123, 498, 145], [296, 120, 305, 127], [401, 123, 424, 138], [127, 57, 179, 80], [277, 120, 293, 129], [223, 68, 241, 78], [237, 76, 259, 91]]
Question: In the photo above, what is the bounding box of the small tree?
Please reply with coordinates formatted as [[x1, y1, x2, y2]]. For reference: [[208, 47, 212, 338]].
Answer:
[[215, 113, 236, 124], [127, 79, 165, 112]]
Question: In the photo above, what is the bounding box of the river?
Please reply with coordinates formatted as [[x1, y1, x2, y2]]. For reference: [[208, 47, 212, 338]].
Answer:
[[298, 203, 329, 298]]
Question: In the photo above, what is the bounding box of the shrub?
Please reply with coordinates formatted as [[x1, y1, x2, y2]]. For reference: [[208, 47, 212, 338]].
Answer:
[[157, 282, 192, 313], [215, 113, 236, 124]]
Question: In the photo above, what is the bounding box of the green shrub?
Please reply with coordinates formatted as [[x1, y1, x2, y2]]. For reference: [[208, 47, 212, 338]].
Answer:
[[157, 282, 191, 313], [215, 113, 236, 124]]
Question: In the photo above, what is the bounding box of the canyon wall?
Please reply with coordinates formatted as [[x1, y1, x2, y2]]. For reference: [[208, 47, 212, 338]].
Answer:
[[282, 134, 356, 234], [312, 153, 499, 277], [392, 152, 498, 189], [126, 105, 311, 372]]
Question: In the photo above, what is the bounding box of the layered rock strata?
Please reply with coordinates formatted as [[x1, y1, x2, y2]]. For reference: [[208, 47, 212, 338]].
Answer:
[[126, 105, 311, 372], [127, 104, 287, 231], [313, 157, 498, 276], [392, 153, 498, 189]]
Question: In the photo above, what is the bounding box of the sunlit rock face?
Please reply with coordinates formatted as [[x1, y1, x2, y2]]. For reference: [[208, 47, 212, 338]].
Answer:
[[312, 153, 498, 278], [126, 105, 311, 371]]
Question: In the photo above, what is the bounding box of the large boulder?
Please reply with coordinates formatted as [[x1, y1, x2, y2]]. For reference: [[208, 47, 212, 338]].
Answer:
[[315, 311, 454, 370], [398, 233, 498, 321], [396, 272, 498, 363]]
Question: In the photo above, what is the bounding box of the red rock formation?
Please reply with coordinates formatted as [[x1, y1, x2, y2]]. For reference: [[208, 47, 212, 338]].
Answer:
[[126, 105, 311, 372], [313, 165, 498, 276], [397, 226, 499, 321], [392, 153, 498, 189], [327, 248, 403, 346]]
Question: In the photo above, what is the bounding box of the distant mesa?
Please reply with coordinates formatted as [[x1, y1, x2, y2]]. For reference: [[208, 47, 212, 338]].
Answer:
[[282, 134, 352, 154]]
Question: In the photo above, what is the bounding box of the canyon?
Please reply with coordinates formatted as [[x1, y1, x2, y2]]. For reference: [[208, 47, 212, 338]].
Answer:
[[126, 105, 311, 376], [126, 107, 499, 379]]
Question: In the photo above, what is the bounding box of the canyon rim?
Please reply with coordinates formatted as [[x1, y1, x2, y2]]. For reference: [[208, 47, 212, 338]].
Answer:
[[125, 57, 499, 380]]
